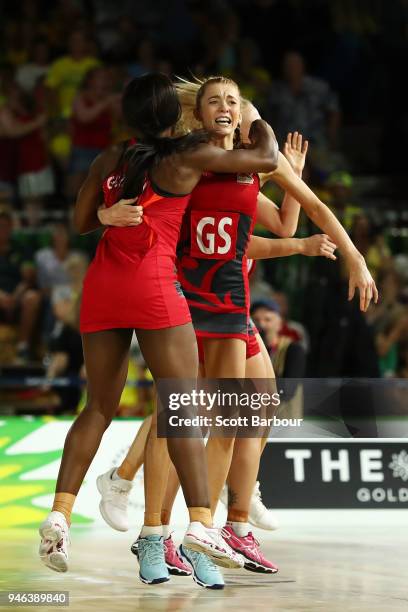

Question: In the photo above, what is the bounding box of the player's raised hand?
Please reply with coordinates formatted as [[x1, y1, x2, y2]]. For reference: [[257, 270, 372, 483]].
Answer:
[[283, 131, 308, 176]]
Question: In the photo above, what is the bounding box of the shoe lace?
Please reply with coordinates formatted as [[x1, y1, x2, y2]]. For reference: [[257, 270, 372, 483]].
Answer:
[[107, 484, 130, 509], [224, 527, 259, 552], [189, 548, 217, 571], [52, 522, 70, 548], [110, 484, 130, 496], [140, 540, 164, 565], [244, 532, 260, 548], [199, 553, 217, 571], [220, 527, 230, 540]]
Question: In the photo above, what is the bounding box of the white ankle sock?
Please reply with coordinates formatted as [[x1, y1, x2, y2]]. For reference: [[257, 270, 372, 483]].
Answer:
[[140, 525, 163, 537], [111, 468, 121, 481], [228, 521, 250, 537], [162, 525, 171, 539], [188, 521, 208, 531]]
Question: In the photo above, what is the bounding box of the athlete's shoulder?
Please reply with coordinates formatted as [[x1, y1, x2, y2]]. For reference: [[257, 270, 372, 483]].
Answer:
[[180, 142, 220, 167], [90, 142, 125, 181]]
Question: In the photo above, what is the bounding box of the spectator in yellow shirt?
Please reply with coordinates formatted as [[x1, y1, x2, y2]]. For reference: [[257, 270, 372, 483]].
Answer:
[[45, 29, 100, 119]]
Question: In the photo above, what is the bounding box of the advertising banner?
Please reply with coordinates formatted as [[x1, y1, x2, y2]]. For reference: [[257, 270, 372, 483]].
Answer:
[[259, 440, 408, 508], [1, 417, 407, 529]]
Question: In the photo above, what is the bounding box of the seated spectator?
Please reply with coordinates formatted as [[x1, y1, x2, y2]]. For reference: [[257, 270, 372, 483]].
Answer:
[[10, 83, 54, 225], [15, 37, 50, 94], [35, 223, 80, 295], [369, 269, 408, 377], [251, 298, 306, 418], [251, 298, 306, 378], [273, 289, 309, 351], [44, 285, 83, 412], [64, 252, 89, 298], [325, 171, 361, 231], [266, 51, 340, 173], [0, 82, 47, 204], [0, 207, 41, 362], [68, 67, 117, 202], [350, 214, 393, 281]]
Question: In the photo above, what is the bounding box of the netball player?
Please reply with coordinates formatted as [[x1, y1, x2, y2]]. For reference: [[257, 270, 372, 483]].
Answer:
[[95, 76, 375, 587], [38, 73, 281, 584]]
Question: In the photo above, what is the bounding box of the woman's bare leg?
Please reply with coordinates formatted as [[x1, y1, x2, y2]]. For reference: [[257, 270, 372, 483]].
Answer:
[[225, 350, 267, 523], [203, 338, 247, 515], [53, 329, 133, 522], [117, 415, 152, 480], [136, 324, 211, 529]]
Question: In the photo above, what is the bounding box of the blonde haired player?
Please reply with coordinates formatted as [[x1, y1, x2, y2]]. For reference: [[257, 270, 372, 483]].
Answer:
[[96, 76, 376, 587]]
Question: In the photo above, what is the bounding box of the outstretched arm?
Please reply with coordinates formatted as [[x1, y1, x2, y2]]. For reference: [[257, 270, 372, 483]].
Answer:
[[247, 234, 337, 260], [188, 119, 278, 174], [263, 153, 378, 310]]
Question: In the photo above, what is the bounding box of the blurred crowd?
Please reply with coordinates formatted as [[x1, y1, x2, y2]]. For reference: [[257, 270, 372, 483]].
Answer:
[[0, 0, 407, 415]]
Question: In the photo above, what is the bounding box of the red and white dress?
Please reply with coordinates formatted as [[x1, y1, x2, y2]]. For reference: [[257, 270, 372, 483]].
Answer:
[[177, 171, 262, 361]]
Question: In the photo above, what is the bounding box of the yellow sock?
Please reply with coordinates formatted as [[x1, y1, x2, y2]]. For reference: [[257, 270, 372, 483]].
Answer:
[[188, 506, 212, 527], [52, 493, 76, 525], [227, 508, 248, 523], [117, 459, 137, 481], [144, 512, 162, 526]]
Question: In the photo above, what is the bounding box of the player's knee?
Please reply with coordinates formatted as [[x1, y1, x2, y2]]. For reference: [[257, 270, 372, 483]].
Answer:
[[211, 437, 235, 453], [83, 399, 116, 429]]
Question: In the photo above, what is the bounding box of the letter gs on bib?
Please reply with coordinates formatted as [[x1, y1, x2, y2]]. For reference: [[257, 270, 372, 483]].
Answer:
[[190, 211, 240, 259]]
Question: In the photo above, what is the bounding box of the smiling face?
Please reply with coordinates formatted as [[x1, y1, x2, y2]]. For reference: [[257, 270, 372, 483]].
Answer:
[[195, 79, 241, 145]]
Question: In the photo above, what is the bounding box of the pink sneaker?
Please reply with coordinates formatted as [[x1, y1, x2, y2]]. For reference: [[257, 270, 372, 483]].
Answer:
[[164, 535, 192, 576], [222, 525, 278, 574]]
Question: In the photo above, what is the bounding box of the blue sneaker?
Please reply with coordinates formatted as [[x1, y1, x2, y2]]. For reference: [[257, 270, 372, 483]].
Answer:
[[179, 544, 224, 589], [137, 535, 170, 585]]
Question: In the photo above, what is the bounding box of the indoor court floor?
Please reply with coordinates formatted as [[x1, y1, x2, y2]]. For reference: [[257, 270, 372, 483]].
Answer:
[[1, 510, 407, 612]]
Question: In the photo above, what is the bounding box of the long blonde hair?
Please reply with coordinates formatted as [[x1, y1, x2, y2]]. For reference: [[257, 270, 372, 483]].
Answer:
[[174, 76, 249, 136]]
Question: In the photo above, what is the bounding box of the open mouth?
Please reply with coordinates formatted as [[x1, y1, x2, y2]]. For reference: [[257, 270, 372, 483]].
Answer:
[[215, 116, 232, 126]]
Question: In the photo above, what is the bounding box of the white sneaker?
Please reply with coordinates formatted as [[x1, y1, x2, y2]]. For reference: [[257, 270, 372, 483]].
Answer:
[[249, 481, 279, 531], [39, 511, 70, 572], [183, 522, 244, 569], [96, 468, 133, 532], [220, 482, 279, 531]]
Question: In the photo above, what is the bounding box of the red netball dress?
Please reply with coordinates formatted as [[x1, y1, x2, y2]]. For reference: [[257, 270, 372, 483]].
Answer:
[[80, 164, 192, 333], [177, 171, 262, 360]]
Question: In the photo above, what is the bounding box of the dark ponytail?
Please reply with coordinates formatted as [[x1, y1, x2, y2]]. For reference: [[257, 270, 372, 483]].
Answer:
[[120, 74, 209, 199]]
